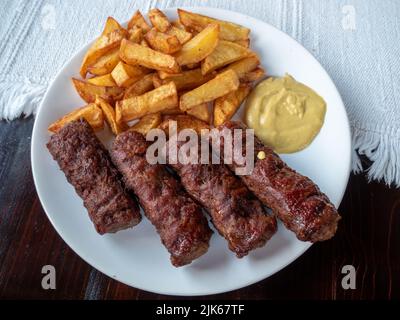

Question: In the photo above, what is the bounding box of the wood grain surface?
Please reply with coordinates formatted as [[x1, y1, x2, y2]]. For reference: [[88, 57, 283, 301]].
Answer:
[[0, 118, 399, 300]]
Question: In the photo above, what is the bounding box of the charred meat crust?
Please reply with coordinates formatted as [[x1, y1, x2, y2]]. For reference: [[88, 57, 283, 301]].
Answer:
[[46, 119, 141, 235]]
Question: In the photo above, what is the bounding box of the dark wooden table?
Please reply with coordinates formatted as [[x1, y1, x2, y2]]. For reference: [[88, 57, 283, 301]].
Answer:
[[0, 118, 399, 300]]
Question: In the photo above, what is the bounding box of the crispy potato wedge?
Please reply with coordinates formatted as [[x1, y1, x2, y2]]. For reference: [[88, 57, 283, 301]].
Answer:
[[166, 26, 192, 44], [158, 70, 182, 80], [120, 39, 180, 73], [213, 84, 251, 126], [128, 26, 143, 43], [241, 67, 265, 82], [233, 39, 250, 48], [87, 47, 120, 76], [185, 62, 200, 70], [111, 61, 150, 88], [128, 10, 151, 33], [186, 103, 210, 123], [123, 73, 155, 99], [145, 28, 182, 54], [148, 8, 171, 32], [87, 74, 117, 87], [80, 28, 127, 78], [116, 81, 178, 122], [178, 9, 250, 41], [129, 113, 162, 135], [72, 78, 124, 103], [48, 103, 104, 133], [158, 68, 215, 91], [201, 40, 253, 74], [102, 17, 126, 36], [159, 115, 209, 135], [179, 69, 239, 110], [220, 56, 259, 80], [152, 73, 163, 88], [95, 96, 127, 135], [161, 107, 185, 115], [171, 20, 186, 30], [140, 39, 150, 47], [175, 24, 219, 66]]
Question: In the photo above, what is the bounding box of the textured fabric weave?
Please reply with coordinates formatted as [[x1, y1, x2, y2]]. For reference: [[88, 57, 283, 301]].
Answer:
[[1, 0, 399, 186]]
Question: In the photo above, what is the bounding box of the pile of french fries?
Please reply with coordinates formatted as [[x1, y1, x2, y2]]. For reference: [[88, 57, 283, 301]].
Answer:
[[48, 9, 265, 135]]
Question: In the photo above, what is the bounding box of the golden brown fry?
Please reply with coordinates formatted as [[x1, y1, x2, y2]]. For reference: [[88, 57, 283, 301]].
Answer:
[[48, 104, 104, 133], [166, 26, 192, 44], [186, 103, 210, 123], [123, 73, 155, 99], [129, 113, 162, 135], [102, 17, 126, 35], [111, 61, 150, 88], [220, 56, 259, 80], [171, 20, 186, 30], [161, 107, 185, 115], [148, 8, 171, 32], [80, 28, 127, 78], [140, 39, 150, 47], [241, 67, 265, 82], [178, 9, 250, 41], [128, 10, 151, 32], [144, 28, 182, 54], [233, 39, 250, 48], [213, 84, 251, 126], [72, 78, 124, 103], [159, 114, 209, 135], [179, 69, 239, 110], [158, 68, 215, 91], [158, 70, 182, 79], [95, 96, 127, 135], [116, 81, 178, 122], [185, 62, 200, 70], [128, 26, 143, 43], [175, 24, 219, 66], [87, 74, 117, 87], [201, 40, 253, 74], [152, 73, 163, 88], [87, 47, 120, 76], [120, 39, 180, 73]]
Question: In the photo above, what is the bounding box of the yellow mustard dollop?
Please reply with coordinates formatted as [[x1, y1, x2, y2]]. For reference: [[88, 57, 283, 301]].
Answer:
[[245, 74, 327, 153]]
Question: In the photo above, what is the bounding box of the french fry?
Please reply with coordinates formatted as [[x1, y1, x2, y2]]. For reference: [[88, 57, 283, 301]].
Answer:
[[233, 39, 250, 48], [178, 9, 250, 41], [120, 39, 180, 73], [179, 69, 239, 110], [80, 28, 127, 78], [116, 81, 178, 122], [175, 24, 219, 66], [87, 48, 120, 76], [241, 67, 265, 82], [148, 8, 171, 32], [145, 28, 182, 54], [128, 26, 143, 43], [72, 78, 124, 103], [123, 73, 155, 99], [213, 84, 251, 126], [48, 104, 104, 133], [185, 62, 200, 70], [201, 40, 253, 75], [161, 107, 185, 115], [186, 103, 210, 123], [111, 61, 150, 87], [158, 70, 182, 80], [140, 39, 150, 47], [152, 73, 163, 88], [128, 10, 151, 33], [166, 26, 192, 44], [102, 17, 126, 35], [87, 74, 117, 87], [129, 113, 162, 135], [220, 56, 259, 80], [95, 96, 127, 135], [159, 115, 209, 135], [171, 20, 186, 30], [158, 68, 215, 91]]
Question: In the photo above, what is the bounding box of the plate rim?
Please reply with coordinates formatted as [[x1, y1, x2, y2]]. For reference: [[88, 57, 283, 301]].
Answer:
[[31, 6, 351, 296]]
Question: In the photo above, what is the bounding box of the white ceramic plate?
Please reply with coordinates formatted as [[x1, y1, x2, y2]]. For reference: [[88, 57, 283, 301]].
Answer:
[[31, 7, 351, 296]]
